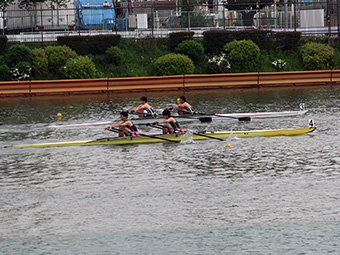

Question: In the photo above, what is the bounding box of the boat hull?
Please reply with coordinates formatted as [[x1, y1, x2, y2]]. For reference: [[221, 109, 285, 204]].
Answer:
[[7, 127, 316, 148], [48, 110, 308, 127], [131, 110, 308, 125]]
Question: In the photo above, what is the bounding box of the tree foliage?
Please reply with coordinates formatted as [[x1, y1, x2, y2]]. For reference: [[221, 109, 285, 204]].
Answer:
[[105, 46, 123, 65], [0, 0, 15, 9], [0, 0, 69, 9]]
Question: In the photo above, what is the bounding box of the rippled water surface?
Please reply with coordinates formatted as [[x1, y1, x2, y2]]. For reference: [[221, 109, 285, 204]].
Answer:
[[1, 87, 340, 254]]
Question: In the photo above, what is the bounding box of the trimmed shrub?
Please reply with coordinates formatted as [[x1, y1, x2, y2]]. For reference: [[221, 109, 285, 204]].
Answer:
[[45, 45, 77, 72], [6, 44, 32, 67], [300, 42, 334, 70], [32, 48, 49, 76], [0, 64, 12, 81], [105, 46, 123, 65], [169, 32, 195, 51], [224, 40, 260, 72], [203, 30, 273, 55], [154, 53, 194, 76], [60, 56, 97, 79], [175, 40, 204, 64]]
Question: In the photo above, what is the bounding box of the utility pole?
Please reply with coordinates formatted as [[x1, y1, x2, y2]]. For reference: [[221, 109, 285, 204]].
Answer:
[[284, 0, 288, 29]]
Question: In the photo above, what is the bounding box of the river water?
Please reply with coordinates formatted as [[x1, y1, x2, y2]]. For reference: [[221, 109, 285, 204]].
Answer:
[[1, 87, 340, 254]]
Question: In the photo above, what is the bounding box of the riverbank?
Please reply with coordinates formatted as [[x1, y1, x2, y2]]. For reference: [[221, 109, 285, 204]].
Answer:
[[1, 70, 340, 97]]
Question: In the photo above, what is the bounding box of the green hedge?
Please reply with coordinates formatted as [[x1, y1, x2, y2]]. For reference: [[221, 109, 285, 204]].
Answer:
[[203, 30, 301, 54], [169, 32, 195, 51], [57, 34, 121, 55], [275, 32, 301, 51], [0, 36, 7, 54]]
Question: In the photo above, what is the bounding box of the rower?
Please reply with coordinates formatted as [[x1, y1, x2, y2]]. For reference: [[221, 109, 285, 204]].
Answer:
[[105, 111, 138, 137], [129, 96, 156, 118], [151, 109, 181, 135], [169, 95, 194, 115]]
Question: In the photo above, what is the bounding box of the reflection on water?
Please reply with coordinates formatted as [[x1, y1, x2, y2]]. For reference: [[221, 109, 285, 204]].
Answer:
[[1, 87, 340, 254]]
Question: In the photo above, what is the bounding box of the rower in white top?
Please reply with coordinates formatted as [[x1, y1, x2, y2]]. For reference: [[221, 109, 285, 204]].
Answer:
[[129, 96, 156, 118], [169, 96, 195, 115]]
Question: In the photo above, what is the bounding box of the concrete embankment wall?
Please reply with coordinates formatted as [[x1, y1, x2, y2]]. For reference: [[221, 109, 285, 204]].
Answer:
[[1, 70, 340, 97]]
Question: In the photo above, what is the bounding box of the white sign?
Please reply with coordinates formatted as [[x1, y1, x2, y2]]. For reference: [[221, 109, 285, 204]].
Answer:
[[137, 13, 148, 29]]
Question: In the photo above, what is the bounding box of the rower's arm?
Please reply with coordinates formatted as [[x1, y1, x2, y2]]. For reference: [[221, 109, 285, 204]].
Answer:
[[131, 105, 146, 112], [105, 121, 130, 130]]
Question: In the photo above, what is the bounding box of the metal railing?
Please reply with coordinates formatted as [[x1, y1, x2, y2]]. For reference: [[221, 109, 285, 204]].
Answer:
[[1, 1, 339, 41], [1, 70, 339, 97]]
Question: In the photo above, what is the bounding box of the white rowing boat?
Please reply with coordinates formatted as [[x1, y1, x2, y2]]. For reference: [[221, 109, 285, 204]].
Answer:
[[48, 109, 308, 128]]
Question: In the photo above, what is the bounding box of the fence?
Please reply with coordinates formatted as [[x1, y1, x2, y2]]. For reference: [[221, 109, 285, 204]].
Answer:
[[1, 70, 339, 97], [1, 1, 340, 41]]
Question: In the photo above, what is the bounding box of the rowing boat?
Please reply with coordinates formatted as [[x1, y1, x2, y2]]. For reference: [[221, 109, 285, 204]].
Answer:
[[48, 109, 308, 128], [132, 109, 308, 124], [6, 127, 316, 148]]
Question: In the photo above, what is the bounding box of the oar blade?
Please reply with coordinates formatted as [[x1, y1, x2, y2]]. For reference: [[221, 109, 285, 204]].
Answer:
[[199, 117, 213, 123], [239, 117, 251, 121], [198, 116, 251, 122]]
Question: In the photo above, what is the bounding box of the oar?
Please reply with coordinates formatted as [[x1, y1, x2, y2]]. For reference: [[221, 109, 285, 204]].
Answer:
[[168, 108, 195, 115], [148, 123, 225, 141], [129, 110, 158, 117], [199, 115, 251, 123], [107, 127, 180, 143], [169, 109, 251, 122], [192, 131, 225, 141]]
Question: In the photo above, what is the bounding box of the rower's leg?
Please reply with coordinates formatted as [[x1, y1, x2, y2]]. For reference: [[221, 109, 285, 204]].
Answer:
[[162, 124, 173, 134]]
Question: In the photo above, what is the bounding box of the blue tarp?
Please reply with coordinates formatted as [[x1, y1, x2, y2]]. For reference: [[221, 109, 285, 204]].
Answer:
[[76, 0, 116, 29]]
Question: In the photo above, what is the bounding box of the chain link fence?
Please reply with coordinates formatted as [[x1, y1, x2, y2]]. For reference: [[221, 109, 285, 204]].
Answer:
[[1, 1, 339, 41]]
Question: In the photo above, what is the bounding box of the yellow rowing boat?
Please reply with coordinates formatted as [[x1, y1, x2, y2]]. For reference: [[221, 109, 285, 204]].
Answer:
[[5, 127, 316, 148]]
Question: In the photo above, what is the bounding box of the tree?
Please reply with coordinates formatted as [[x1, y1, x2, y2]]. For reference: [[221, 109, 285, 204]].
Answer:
[[0, 0, 15, 9], [0, 0, 69, 9]]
